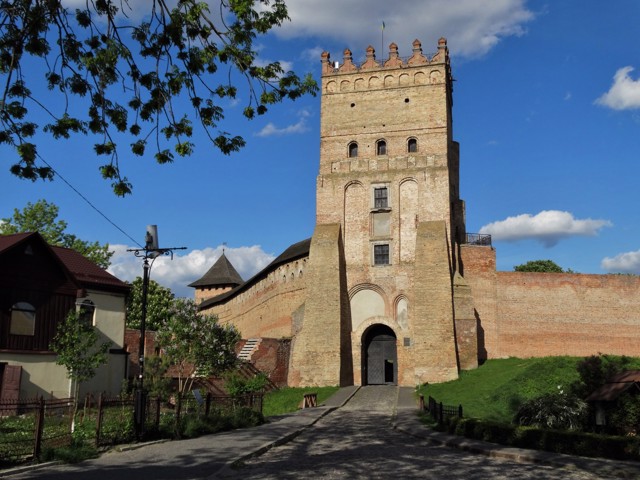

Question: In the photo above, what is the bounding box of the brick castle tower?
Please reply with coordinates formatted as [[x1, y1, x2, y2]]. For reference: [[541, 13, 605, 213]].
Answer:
[[289, 38, 476, 387]]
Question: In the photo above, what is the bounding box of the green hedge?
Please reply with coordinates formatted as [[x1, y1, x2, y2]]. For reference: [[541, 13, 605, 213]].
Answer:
[[439, 417, 640, 461]]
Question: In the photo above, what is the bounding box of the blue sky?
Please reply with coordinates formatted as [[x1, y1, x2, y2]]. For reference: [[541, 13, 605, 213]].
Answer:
[[2, 0, 640, 297]]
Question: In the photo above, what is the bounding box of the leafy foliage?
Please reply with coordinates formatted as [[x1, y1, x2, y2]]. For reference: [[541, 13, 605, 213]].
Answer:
[[156, 298, 240, 394], [514, 259, 565, 273], [513, 388, 588, 430], [0, 0, 318, 195], [0, 199, 113, 268], [50, 310, 112, 408], [569, 354, 633, 399], [224, 371, 269, 398], [125, 276, 175, 330]]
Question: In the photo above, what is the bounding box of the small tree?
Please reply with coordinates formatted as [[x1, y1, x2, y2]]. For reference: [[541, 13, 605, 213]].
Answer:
[[157, 298, 240, 395], [50, 310, 112, 418], [125, 277, 175, 331], [570, 354, 632, 399], [514, 259, 565, 273]]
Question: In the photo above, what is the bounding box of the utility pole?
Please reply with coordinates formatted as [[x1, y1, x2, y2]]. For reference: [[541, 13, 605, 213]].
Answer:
[[128, 225, 186, 439]]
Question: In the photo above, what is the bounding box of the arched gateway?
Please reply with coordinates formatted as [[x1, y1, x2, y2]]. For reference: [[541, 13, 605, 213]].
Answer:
[[362, 325, 397, 385]]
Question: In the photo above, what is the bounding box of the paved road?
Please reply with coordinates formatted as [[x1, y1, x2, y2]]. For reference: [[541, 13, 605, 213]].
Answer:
[[220, 386, 602, 480], [3, 386, 632, 479]]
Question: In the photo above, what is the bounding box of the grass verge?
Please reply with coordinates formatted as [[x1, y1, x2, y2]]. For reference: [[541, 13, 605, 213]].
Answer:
[[263, 386, 340, 418]]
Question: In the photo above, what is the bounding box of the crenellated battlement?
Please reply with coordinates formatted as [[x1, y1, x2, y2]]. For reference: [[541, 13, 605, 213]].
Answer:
[[321, 38, 448, 76]]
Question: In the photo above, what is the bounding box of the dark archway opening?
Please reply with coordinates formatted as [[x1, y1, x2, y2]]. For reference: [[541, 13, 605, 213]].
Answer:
[[362, 324, 397, 385]]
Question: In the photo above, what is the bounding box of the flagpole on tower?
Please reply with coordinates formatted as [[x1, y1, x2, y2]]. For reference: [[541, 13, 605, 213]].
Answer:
[[381, 21, 385, 58]]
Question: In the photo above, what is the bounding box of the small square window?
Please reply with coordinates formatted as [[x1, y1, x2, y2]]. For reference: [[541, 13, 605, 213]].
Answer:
[[10, 302, 36, 336], [374, 244, 390, 265], [374, 187, 388, 209]]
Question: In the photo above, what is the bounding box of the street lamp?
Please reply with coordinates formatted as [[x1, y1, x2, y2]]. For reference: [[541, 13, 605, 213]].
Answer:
[[128, 225, 186, 439]]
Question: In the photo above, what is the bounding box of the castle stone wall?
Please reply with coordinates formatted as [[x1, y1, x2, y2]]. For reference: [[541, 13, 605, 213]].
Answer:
[[461, 244, 640, 360], [200, 258, 307, 339], [495, 272, 640, 358]]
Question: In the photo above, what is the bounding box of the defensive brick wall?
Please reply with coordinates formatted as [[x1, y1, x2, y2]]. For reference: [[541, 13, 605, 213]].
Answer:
[[461, 244, 640, 360], [200, 257, 307, 339], [494, 271, 640, 358]]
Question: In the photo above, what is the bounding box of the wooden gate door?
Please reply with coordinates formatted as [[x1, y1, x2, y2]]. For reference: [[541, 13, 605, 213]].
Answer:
[[364, 326, 397, 385]]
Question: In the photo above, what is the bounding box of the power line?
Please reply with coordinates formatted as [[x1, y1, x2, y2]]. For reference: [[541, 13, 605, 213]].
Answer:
[[35, 153, 143, 248]]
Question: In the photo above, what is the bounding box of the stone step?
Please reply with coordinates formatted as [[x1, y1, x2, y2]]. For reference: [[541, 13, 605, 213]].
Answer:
[[238, 338, 261, 361]]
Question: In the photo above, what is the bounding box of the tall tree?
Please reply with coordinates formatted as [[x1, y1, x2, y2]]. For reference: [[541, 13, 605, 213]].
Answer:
[[0, 199, 113, 268], [125, 276, 175, 331], [50, 310, 112, 420], [0, 0, 317, 195], [157, 298, 239, 394]]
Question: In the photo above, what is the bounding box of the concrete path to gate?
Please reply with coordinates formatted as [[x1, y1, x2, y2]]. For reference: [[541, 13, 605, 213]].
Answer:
[[2, 386, 640, 479]]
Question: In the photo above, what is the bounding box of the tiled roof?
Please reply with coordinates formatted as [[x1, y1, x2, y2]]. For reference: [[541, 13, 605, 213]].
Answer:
[[52, 245, 129, 292], [198, 238, 310, 310], [188, 252, 243, 288], [586, 370, 640, 402], [0, 232, 129, 293], [0, 232, 32, 253]]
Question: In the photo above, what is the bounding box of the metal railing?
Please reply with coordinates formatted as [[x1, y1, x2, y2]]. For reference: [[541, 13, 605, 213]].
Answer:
[[419, 394, 463, 423], [464, 233, 492, 246]]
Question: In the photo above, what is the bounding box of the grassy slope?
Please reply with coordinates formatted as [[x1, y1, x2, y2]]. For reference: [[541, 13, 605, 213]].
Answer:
[[263, 386, 340, 418], [418, 357, 584, 422]]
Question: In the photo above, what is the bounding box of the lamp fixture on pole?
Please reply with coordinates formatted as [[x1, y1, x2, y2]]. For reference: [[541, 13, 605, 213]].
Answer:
[[128, 225, 186, 439]]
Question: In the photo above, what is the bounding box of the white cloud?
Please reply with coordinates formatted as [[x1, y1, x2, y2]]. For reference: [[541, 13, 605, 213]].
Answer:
[[108, 244, 275, 298], [595, 66, 640, 110], [479, 210, 612, 247], [276, 0, 534, 59], [256, 109, 311, 137], [601, 250, 640, 274]]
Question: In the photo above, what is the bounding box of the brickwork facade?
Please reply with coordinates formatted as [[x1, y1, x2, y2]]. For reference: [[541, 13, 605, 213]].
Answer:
[[194, 37, 640, 389], [200, 256, 307, 339]]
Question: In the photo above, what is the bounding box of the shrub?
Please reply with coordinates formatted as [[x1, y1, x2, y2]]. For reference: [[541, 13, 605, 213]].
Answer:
[[513, 390, 587, 430], [224, 371, 269, 398]]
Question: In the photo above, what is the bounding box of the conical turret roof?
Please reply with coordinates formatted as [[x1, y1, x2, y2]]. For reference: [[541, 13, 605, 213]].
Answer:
[[188, 252, 243, 288]]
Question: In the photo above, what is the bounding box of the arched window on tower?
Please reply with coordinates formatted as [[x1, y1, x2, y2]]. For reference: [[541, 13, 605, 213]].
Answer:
[[348, 141, 358, 158], [376, 140, 387, 156], [407, 138, 418, 153]]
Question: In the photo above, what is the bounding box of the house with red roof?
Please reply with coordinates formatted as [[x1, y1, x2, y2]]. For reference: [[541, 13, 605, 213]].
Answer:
[[0, 232, 130, 399]]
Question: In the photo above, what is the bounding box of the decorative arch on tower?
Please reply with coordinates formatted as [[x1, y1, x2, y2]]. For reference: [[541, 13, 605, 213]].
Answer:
[[399, 177, 419, 262], [343, 181, 367, 265], [349, 283, 388, 333]]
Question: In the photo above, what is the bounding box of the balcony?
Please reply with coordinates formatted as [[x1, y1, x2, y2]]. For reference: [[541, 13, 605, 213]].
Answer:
[[463, 233, 492, 246]]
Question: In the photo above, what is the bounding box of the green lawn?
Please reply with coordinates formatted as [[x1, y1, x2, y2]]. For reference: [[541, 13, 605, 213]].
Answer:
[[417, 357, 585, 422], [263, 386, 340, 418]]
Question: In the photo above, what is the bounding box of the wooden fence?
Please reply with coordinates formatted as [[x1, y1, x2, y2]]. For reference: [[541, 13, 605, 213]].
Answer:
[[0, 390, 264, 463], [0, 397, 74, 463]]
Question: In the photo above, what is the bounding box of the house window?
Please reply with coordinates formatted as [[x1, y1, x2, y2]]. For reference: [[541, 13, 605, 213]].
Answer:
[[10, 302, 36, 336], [376, 140, 387, 156], [374, 187, 388, 209], [408, 138, 418, 153], [348, 142, 358, 158], [77, 299, 96, 327], [374, 244, 390, 265]]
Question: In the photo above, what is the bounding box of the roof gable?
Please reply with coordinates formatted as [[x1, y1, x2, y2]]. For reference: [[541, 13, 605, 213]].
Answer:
[[198, 238, 310, 310], [0, 232, 129, 294], [189, 252, 243, 288]]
